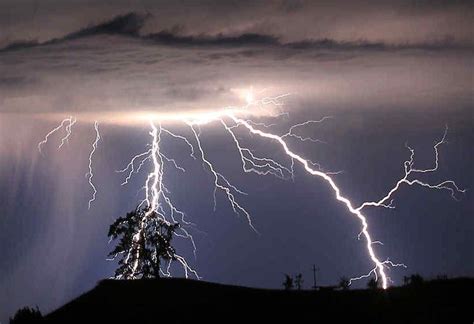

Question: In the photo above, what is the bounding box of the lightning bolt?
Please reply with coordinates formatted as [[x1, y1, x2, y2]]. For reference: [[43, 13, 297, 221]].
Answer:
[[38, 116, 75, 153], [118, 122, 199, 279], [188, 122, 257, 233], [226, 115, 463, 289], [226, 115, 396, 288], [86, 121, 100, 209], [58, 116, 77, 149], [39, 90, 464, 288], [357, 126, 465, 210], [282, 116, 332, 144]]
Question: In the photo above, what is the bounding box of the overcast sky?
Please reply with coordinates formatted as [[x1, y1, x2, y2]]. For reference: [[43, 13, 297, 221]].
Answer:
[[0, 1, 473, 322]]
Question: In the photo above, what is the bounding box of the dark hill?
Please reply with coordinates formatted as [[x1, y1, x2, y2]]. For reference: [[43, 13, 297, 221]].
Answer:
[[44, 277, 473, 323]]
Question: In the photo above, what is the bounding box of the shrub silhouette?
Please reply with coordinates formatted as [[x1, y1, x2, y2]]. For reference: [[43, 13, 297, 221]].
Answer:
[[108, 206, 180, 279], [10, 306, 43, 324], [339, 276, 350, 290], [403, 274, 425, 287], [367, 277, 379, 290], [294, 273, 304, 290], [283, 274, 294, 290]]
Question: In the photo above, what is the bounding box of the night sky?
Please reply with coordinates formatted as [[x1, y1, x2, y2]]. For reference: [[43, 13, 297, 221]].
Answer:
[[0, 0, 473, 321]]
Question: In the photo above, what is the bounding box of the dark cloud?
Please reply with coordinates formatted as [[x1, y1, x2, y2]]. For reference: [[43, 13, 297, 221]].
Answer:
[[0, 12, 148, 53], [64, 12, 147, 40], [146, 30, 473, 52], [0, 76, 37, 89], [287, 37, 473, 51], [2, 12, 472, 54], [147, 31, 278, 47], [0, 0, 470, 48], [0, 40, 40, 52], [278, 0, 305, 13]]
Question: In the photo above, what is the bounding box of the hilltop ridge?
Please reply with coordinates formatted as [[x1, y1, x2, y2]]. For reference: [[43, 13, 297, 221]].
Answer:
[[42, 277, 473, 323]]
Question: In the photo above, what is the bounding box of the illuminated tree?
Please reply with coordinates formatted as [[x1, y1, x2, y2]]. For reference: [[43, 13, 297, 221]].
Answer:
[[108, 206, 179, 279]]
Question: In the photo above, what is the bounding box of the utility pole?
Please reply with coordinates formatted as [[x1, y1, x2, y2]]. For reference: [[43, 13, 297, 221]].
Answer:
[[312, 264, 319, 289]]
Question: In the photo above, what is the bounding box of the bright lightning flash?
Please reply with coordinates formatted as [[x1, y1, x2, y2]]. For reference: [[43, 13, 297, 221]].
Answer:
[[38, 88, 465, 288]]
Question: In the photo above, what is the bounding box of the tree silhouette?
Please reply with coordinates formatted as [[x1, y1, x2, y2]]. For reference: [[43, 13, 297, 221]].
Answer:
[[403, 275, 410, 286], [339, 276, 350, 290], [294, 273, 304, 290], [283, 274, 294, 290], [409, 274, 424, 286], [403, 274, 425, 287], [108, 206, 180, 279], [10, 306, 43, 324], [367, 277, 379, 290]]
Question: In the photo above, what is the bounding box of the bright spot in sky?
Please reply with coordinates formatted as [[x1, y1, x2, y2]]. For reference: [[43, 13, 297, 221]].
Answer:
[[38, 86, 280, 126]]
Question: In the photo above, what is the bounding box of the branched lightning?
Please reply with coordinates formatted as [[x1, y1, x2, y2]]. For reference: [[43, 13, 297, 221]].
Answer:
[[221, 119, 293, 179], [58, 117, 77, 149], [357, 126, 465, 211], [117, 149, 152, 186], [118, 122, 199, 279], [282, 116, 332, 144], [38, 116, 75, 153], [38, 90, 464, 288], [225, 114, 463, 289], [188, 122, 257, 233], [161, 128, 197, 160], [348, 259, 408, 286]]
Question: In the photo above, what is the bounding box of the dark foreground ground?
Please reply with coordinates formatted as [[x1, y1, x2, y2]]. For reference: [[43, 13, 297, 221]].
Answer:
[[43, 278, 472, 324]]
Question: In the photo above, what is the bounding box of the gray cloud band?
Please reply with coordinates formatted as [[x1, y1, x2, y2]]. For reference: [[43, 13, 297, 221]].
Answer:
[[0, 12, 471, 120]]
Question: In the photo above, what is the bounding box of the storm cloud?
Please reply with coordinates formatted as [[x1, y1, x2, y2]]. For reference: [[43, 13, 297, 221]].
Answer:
[[0, 12, 472, 120], [1, 0, 473, 47]]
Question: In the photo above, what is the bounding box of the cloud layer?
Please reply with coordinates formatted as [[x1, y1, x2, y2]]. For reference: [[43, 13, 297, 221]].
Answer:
[[0, 12, 471, 123], [1, 1, 473, 48]]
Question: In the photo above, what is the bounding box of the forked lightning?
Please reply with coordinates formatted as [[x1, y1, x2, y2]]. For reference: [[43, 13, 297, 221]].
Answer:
[[38, 90, 464, 288]]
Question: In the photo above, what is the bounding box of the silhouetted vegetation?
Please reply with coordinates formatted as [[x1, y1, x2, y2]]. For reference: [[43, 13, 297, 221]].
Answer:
[[294, 273, 303, 290], [338, 276, 350, 290], [108, 206, 180, 279], [282, 273, 305, 290], [10, 306, 43, 324], [403, 274, 425, 287], [282, 274, 294, 290], [367, 277, 379, 290]]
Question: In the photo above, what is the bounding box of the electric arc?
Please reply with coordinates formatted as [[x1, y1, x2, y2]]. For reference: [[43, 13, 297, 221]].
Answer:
[[38, 89, 464, 289]]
